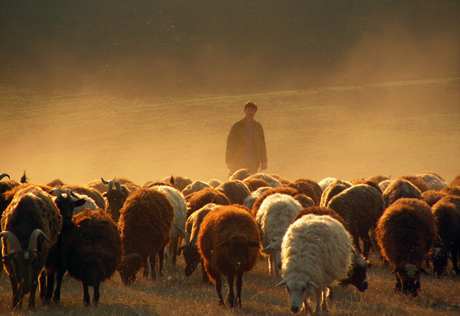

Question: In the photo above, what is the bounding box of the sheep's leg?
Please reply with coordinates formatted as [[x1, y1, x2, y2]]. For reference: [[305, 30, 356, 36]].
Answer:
[[269, 254, 275, 275], [236, 273, 243, 307], [314, 287, 322, 315], [360, 231, 372, 259], [395, 274, 402, 293], [158, 248, 165, 278], [28, 277, 38, 310], [321, 290, 328, 312], [452, 247, 460, 275], [82, 283, 91, 306], [351, 232, 363, 256], [201, 261, 210, 283], [43, 269, 55, 304], [10, 276, 20, 309], [226, 275, 235, 308], [171, 237, 178, 267], [39, 271, 46, 300], [53, 267, 66, 303], [207, 265, 224, 305], [92, 284, 100, 306]]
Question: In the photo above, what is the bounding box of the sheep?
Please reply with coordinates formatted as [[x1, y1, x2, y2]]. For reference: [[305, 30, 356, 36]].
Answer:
[[252, 186, 302, 217], [161, 175, 193, 192], [379, 179, 393, 192], [294, 206, 369, 293], [366, 175, 391, 186], [244, 173, 282, 188], [178, 203, 218, 283], [287, 178, 323, 206], [256, 193, 303, 277], [61, 208, 122, 306], [61, 184, 106, 210], [87, 177, 137, 194], [277, 214, 352, 314], [450, 174, 460, 188], [416, 172, 447, 191], [216, 179, 251, 205], [207, 178, 222, 188], [318, 177, 337, 191], [229, 168, 251, 181], [185, 187, 231, 218], [421, 190, 447, 207], [375, 198, 434, 297], [0, 173, 21, 194], [117, 188, 175, 285], [71, 192, 98, 214], [46, 179, 65, 188], [182, 180, 211, 196], [40, 188, 86, 304], [382, 178, 422, 208], [197, 205, 260, 307], [243, 178, 271, 192], [152, 184, 187, 267], [396, 175, 430, 193], [326, 183, 385, 259], [101, 178, 138, 222], [243, 186, 271, 210], [431, 197, 460, 276], [319, 179, 352, 207], [0, 185, 62, 309]]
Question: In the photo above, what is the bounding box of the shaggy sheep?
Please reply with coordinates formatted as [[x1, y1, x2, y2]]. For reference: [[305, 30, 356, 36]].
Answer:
[[396, 175, 430, 193], [152, 184, 187, 267], [416, 172, 447, 191], [197, 205, 260, 307], [87, 177, 137, 194], [46, 179, 65, 188], [366, 175, 391, 186], [383, 178, 422, 207], [0, 185, 62, 309], [421, 190, 447, 207], [277, 214, 352, 314], [178, 203, 218, 283], [294, 206, 369, 293], [431, 198, 460, 276], [62, 209, 122, 306], [287, 178, 323, 206], [161, 175, 193, 192], [118, 188, 174, 285], [216, 180, 251, 205], [256, 193, 303, 277], [229, 168, 251, 181], [376, 198, 434, 297], [182, 180, 211, 196], [318, 177, 337, 191], [185, 187, 231, 218], [62, 184, 106, 210], [207, 179, 222, 188], [244, 173, 282, 188], [319, 179, 352, 207], [243, 178, 271, 192], [71, 192, 98, 214], [252, 186, 302, 217], [326, 183, 385, 259], [243, 186, 271, 210], [450, 174, 460, 188], [379, 179, 393, 192]]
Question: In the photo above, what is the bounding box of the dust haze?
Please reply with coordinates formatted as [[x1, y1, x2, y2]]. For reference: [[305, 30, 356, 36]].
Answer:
[[1, 1, 459, 186]]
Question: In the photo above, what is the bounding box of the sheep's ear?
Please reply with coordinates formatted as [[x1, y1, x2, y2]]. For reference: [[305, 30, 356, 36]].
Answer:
[[276, 280, 287, 287], [75, 199, 86, 207], [249, 241, 260, 248]]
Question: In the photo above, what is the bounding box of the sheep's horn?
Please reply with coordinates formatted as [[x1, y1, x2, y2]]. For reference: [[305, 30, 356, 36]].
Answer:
[[262, 244, 272, 253], [0, 231, 23, 253], [308, 280, 319, 288], [0, 173, 10, 181], [174, 224, 191, 245], [276, 280, 287, 287], [107, 180, 114, 192], [28, 229, 49, 252], [49, 188, 63, 198], [66, 189, 72, 198], [115, 181, 122, 191], [101, 177, 109, 185]]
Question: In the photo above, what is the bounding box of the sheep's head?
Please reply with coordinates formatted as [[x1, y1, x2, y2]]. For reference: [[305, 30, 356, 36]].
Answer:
[[262, 237, 282, 271], [341, 253, 369, 292], [391, 263, 429, 297], [431, 247, 448, 277], [118, 253, 143, 286], [102, 179, 129, 222], [50, 188, 86, 226], [276, 278, 317, 314], [220, 235, 259, 273]]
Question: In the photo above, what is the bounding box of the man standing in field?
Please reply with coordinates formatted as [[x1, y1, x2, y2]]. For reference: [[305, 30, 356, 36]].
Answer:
[[226, 101, 268, 176]]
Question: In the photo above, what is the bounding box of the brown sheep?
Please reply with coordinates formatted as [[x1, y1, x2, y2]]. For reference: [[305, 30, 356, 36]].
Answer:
[[0, 185, 62, 309], [118, 188, 174, 285], [216, 180, 250, 205], [61, 184, 106, 210], [376, 198, 434, 297], [397, 175, 430, 193], [251, 186, 300, 217], [327, 184, 385, 259], [450, 174, 460, 188], [101, 179, 139, 222], [197, 205, 260, 307], [320, 179, 353, 207], [383, 178, 422, 207], [421, 190, 447, 207], [61, 208, 122, 306], [287, 178, 323, 206], [366, 175, 391, 186], [243, 178, 271, 192], [185, 187, 231, 218]]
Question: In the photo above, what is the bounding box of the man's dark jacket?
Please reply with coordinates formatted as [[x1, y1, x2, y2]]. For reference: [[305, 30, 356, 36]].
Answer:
[[225, 118, 267, 169]]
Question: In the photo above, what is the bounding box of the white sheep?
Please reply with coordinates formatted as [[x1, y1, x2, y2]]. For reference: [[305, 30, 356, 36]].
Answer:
[[256, 193, 303, 277], [277, 214, 352, 315], [416, 172, 447, 191]]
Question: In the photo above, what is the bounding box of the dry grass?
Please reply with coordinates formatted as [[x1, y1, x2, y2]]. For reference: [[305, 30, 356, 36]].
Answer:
[[0, 251, 458, 315]]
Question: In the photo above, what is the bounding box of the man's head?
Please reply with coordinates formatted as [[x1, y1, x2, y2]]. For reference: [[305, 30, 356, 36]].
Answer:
[[244, 101, 258, 111]]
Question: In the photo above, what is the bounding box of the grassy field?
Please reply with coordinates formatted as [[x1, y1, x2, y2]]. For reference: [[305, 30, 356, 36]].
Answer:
[[1, 77, 459, 186], [0, 250, 458, 315]]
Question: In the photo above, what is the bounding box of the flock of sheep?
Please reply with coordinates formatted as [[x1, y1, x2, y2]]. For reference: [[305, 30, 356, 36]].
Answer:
[[0, 169, 459, 314]]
